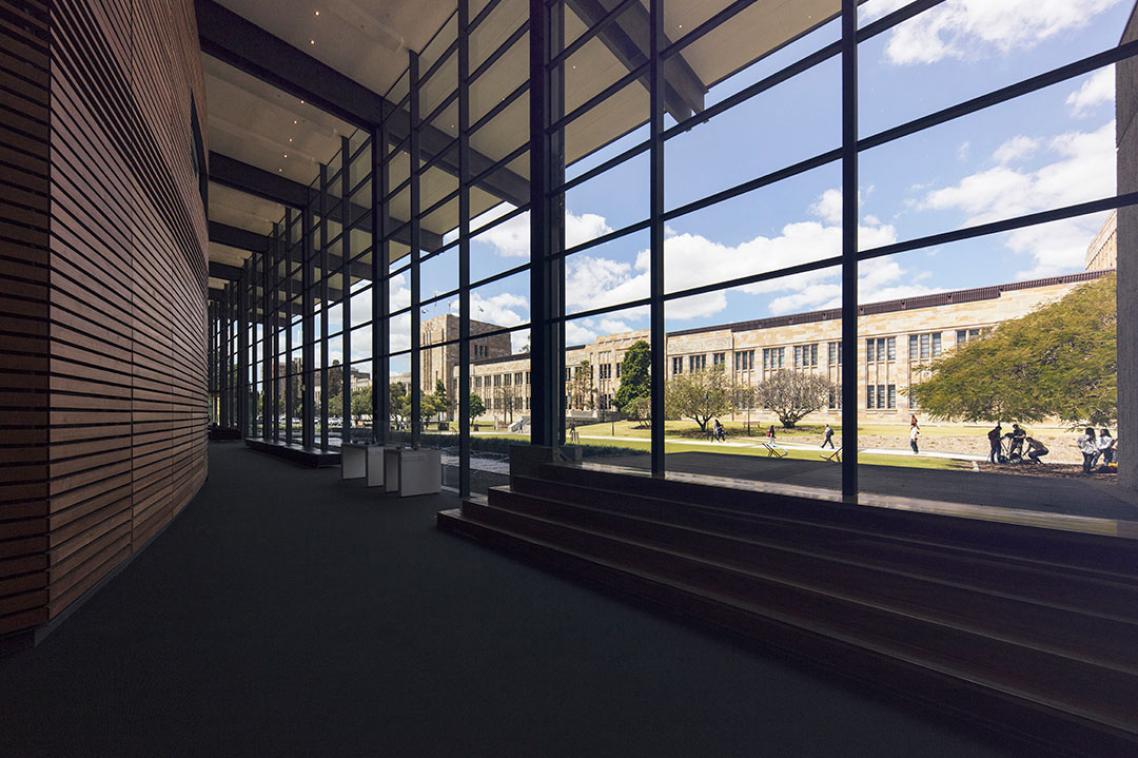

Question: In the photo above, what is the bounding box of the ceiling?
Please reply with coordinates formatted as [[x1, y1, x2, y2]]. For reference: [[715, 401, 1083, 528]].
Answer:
[[203, 0, 841, 292]]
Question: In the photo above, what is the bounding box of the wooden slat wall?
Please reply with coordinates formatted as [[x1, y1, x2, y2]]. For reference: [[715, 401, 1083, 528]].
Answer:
[[0, 0, 52, 642], [1, 0, 209, 645]]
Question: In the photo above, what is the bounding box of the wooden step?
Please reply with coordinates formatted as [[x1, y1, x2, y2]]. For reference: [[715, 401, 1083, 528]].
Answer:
[[488, 485, 1138, 671], [438, 504, 1138, 756], [512, 474, 1138, 619], [528, 463, 1138, 578]]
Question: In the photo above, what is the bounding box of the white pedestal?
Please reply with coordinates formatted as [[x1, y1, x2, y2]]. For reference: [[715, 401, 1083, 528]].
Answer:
[[383, 448, 442, 496], [342, 443, 387, 487]]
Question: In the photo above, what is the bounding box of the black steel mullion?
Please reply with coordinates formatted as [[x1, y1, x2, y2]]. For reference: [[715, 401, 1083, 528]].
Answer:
[[459, 0, 472, 497], [861, 192, 1138, 262], [548, 61, 646, 135], [840, 0, 858, 499], [262, 238, 271, 441], [383, 177, 412, 204], [302, 197, 315, 449], [470, 260, 530, 290], [420, 186, 461, 221], [374, 116, 390, 444], [649, 0, 665, 476], [663, 41, 841, 142], [410, 51, 423, 446], [422, 90, 459, 134], [420, 40, 458, 89], [468, 80, 528, 135], [319, 164, 330, 450], [661, 148, 842, 223], [271, 224, 280, 442], [469, 19, 530, 84], [469, 0, 504, 35], [284, 209, 295, 446], [554, 139, 650, 195], [238, 264, 248, 436], [857, 0, 946, 43], [554, 218, 652, 259], [467, 143, 529, 190], [860, 40, 1138, 153], [340, 137, 352, 445], [658, 0, 755, 61], [529, 0, 554, 447], [550, 0, 639, 68], [664, 255, 843, 305]]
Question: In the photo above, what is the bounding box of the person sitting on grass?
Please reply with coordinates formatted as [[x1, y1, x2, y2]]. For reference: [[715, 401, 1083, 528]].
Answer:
[[1078, 428, 1099, 474], [1024, 437, 1048, 464]]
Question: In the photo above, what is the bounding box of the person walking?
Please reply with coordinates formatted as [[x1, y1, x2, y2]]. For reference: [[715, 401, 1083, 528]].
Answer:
[[909, 422, 920, 454], [714, 418, 726, 442], [1024, 437, 1049, 464], [1078, 428, 1099, 473], [767, 425, 776, 442], [1098, 428, 1115, 466], [821, 424, 835, 449], [987, 423, 1003, 464]]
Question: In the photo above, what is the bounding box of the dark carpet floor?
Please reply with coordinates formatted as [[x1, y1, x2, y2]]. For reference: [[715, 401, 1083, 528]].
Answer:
[[0, 443, 1017, 758]]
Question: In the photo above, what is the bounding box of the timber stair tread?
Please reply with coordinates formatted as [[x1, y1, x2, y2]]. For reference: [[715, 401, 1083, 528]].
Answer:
[[439, 503, 1138, 742]]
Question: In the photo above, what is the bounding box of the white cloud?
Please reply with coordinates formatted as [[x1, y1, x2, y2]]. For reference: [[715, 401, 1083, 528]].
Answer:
[[918, 121, 1116, 277], [1066, 66, 1115, 117], [766, 259, 943, 315], [957, 141, 971, 161], [459, 291, 528, 327], [472, 209, 613, 258], [864, 0, 1123, 65], [810, 188, 844, 225], [993, 135, 1040, 165]]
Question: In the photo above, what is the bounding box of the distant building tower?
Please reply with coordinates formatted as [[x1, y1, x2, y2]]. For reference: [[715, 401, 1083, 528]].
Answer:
[[1085, 210, 1117, 271]]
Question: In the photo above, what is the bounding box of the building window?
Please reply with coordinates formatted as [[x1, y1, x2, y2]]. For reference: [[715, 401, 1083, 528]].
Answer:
[[672, 356, 683, 375], [762, 347, 784, 370], [956, 328, 983, 346], [909, 332, 943, 362], [504, 373, 512, 386], [514, 372, 523, 385], [713, 352, 725, 367], [866, 337, 895, 363], [828, 341, 842, 366], [689, 354, 706, 372], [794, 343, 818, 368], [828, 387, 843, 409], [734, 350, 754, 371], [615, 363, 621, 377], [525, 372, 531, 385], [599, 364, 612, 380], [867, 383, 897, 409]]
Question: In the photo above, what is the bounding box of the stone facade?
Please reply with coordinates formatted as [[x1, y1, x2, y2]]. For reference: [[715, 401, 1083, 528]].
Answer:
[[1085, 210, 1117, 272], [463, 271, 1111, 427], [419, 314, 512, 401]]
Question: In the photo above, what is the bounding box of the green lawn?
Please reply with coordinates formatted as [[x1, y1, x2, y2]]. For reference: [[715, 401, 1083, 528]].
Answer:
[[473, 429, 967, 471]]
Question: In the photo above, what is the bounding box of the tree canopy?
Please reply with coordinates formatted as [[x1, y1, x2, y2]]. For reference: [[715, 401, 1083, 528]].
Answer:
[[907, 273, 1117, 427], [469, 393, 486, 427], [754, 371, 835, 428], [665, 364, 734, 432], [614, 340, 651, 414]]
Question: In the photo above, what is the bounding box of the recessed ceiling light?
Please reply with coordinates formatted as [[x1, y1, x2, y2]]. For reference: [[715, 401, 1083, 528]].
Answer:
[[309, 39, 316, 45], [288, 138, 293, 142], [293, 119, 298, 125], [283, 154, 288, 158], [278, 168, 283, 172], [314, 10, 320, 16]]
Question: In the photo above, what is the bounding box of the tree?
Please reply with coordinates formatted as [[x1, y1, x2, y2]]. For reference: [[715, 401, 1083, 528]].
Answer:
[[665, 364, 734, 433], [350, 385, 371, 426], [328, 392, 343, 421], [624, 394, 651, 427], [614, 340, 651, 414], [754, 371, 835, 428], [568, 360, 595, 411], [469, 393, 486, 428], [907, 274, 1117, 427], [434, 379, 450, 420], [390, 381, 411, 430]]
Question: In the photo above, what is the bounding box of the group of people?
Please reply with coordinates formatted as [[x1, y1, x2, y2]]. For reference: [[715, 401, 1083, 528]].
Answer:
[[987, 422, 1050, 465], [986, 422, 1117, 473], [1077, 427, 1116, 473]]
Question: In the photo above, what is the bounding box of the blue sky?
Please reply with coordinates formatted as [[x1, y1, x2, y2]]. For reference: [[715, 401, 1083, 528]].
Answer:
[[333, 0, 1132, 365]]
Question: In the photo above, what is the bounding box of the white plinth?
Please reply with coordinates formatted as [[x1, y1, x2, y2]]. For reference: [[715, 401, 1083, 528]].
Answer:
[[341, 443, 387, 487], [383, 447, 442, 496]]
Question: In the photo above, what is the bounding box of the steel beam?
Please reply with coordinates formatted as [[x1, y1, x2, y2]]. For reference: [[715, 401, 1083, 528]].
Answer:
[[196, 0, 529, 206]]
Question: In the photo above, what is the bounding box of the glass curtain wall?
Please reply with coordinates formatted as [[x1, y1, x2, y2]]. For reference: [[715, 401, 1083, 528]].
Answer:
[[215, 0, 1137, 516]]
